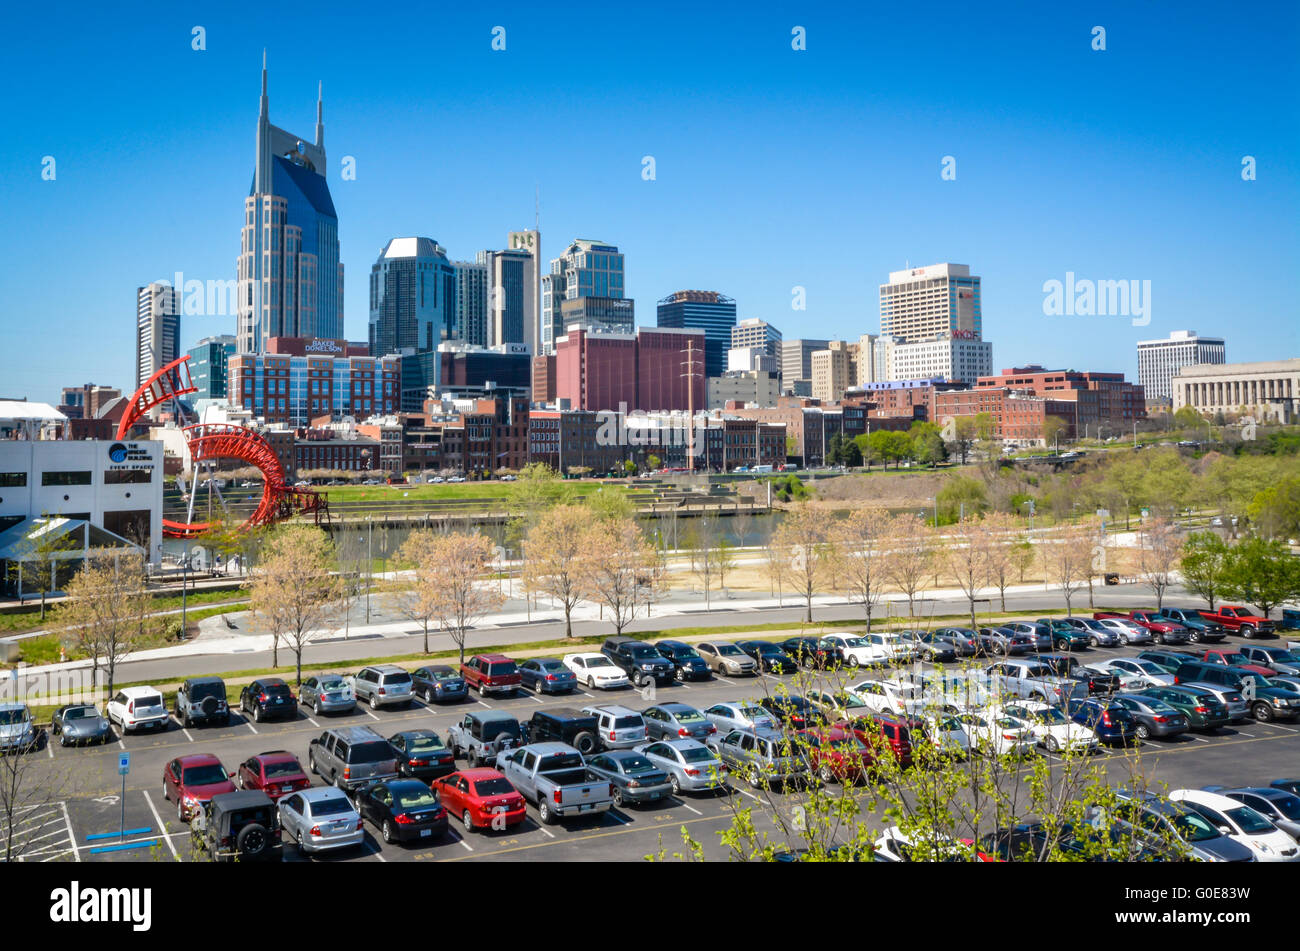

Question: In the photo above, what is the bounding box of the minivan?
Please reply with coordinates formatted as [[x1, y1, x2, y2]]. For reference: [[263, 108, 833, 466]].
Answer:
[[308, 726, 399, 791]]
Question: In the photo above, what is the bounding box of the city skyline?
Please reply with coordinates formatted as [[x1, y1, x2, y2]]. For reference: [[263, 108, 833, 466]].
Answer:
[[2, 2, 1297, 404]]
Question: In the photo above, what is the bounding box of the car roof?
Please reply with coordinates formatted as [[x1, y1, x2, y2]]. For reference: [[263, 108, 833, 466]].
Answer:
[[474, 653, 515, 663], [1225, 786, 1294, 801], [1172, 788, 1242, 810], [657, 702, 697, 713], [470, 710, 518, 723], [298, 786, 353, 804], [583, 704, 639, 716], [367, 664, 408, 673], [210, 790, 273, 812], [0, 702, 30, 713], [119, 685, 163, 696], [564, 651, 606, 660], [455, 768, 508, 781], [176, 752, 225, 766], [390, 728, 438, 738], [424, 665, 456, 673], [254, 749, 297, 760], [536, 707, 593, 720], [185, 676, 225, 685], [650, 737, 709, 750], [325, 725, 386, 742]]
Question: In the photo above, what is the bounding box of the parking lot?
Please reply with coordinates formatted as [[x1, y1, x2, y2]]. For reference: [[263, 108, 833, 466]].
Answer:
[[11, 628, 1300, 863]]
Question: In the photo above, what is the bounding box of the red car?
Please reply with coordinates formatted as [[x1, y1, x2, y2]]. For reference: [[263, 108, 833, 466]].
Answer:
[[796, 727, 870, 784], [1199, 648, 1276, 677], [433, 768, 527, 832], [162, 753, 236, 822], [460, 654, 522, 696], [836, 714, 921, 768], [235, 750, 311, 801], [1199, 605, 1275, 638]]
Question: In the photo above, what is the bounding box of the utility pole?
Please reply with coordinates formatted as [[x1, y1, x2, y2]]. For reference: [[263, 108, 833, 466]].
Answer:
[[681, 339, 702, 473]]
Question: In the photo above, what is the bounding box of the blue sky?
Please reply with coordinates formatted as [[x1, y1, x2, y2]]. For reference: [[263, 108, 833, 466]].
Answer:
[[2, 1, 1297, 405]]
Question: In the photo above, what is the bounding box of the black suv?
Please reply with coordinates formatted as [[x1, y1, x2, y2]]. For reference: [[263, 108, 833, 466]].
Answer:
[[238, 678, 298, 723], [523, 708, 600, 755], [190, 790, 283, 863], [602, 636, 675, 687], [175, 676, 230, 728], [654, 640, 711, 681], [1175, 661, 1300, 722]]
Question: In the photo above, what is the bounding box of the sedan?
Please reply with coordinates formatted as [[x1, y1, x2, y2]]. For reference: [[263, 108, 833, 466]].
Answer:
[[1060, 697, 1140, 745], [642, 703, 715, 741], [1002, 622, 1053, 652], [517, 658, 578, 695], [1240, 646, 1300, 677], [696, 641, 759, 676], [780, 636, 835, 669], [654, 640, 712, 681], [805, 688, 873, 723], [1135, 649, 1197, 674], [956, 712, 1037, 757], [796, 727, 871, 784], [1109, 694, 1190, 740], [637, 739, 729, 794], [996, 701, 1099, 754], [356, 779, 449, 845], [937, 627, 998, 657], [702, 701, 778, 734], [389, 729, 456, 780], [562, 652, 629, 690], [759, 694, 819, 730], [299, 675, 356, 715], [433, 769, 527, 833], [51, 704, 113, 747], [1089, 657, 1176, 690], [1093, 618, 1152, 647], [896, 630, 956, 663], [1130, 685, 1229, 732], [278, 787, 365, 855], [1058, 617, 1120, 648], [914, 629, 977, 658], [411, 665, 469, 703], [1216, 787, 1300, 840], [974, 628, 1032, 656], [586, 751, 673, 807], [235, 750, 311, 800], [736, 640, 799, 673], [1169, 788, 1300, 862], [162, 754, 237, 823]]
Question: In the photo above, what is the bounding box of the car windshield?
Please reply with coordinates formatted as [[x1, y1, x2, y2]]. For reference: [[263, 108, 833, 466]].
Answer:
[[310, 797, 354, 817], [486, 663, 517, 676], [717, 645, 744, 656], [473, 778, 515, 796], [629, 646, 659, 659], [63, 707, 97, 720], [539, 661, 566, 672], [540, 752, 584, 771], [263, 760, 303, 778], [993, 717, 1021, 729], [1132, 661, 1164, 674], [1224, 806, 1275, 834], [1171, 809, 1221, 842], [840, 637, 865, 648], [1220, 653, 1248, 665], [320, 678, 349, 691], [430, 668, 458, 681], [936, 717, 963, 732], [351, 742, 395, 764], [826, 736, 865, 752], [406, 735, 446, 753], [1268, 794, 1300, 820], [587, 656, 615, 668], [393, 787, 439, 810], [680, 747, 715, 763], [182, 765, 229, 785], [1031, 707, 1068, 724], [1268, 650, 1299, 663], [740, 706, 768, 721]]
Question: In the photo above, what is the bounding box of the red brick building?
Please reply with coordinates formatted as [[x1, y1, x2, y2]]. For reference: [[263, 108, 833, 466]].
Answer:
[[973, 366, 1144, 431], [933, 387, 1078, 442], [554, 326, 706, 413]]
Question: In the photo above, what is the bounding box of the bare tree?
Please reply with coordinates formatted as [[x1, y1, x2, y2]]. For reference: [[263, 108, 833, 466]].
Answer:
[[522, 505, 590, 638], [57, 548, 156, 697], [882, 514, 932, 617], [772, 504, 833, 623], [1038, 524, 1095, 615], [943, 515, 986, 629], [426, 531, 505, 665], [836, 506, 890, 630], [395, 530, 441, 653], [579, 516, 659, 637], [1136, 517, 1182, 610], [976, 511, 1017, 612], [249, 525, 340, 683]]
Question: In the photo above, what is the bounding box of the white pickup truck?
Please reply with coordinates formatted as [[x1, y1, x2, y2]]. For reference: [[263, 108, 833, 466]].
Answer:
[[495, 742, 614, 825], [986, 659, 1088, 704]]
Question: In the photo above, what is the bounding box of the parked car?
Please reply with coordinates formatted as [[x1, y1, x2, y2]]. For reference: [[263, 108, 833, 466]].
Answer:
[[1035, 654, 1121, 694], [433, 768, 527, 832], [846, 678, 923, 717], [1091, 616, 1152, 646], [1272, 779, 1300, 796], [50, 704, 112, 747], [1107, 694, 1190, 740], [1088, 657, 1175, 689], [1033, 619, 1093, 652], [563, 652, 630, 690], [1169, 788, 1300, 862], [163, 753, 237, 822], [522, 708, 600, 755], [580, 704, 648, 750], [1127, 610, 1192, 645], [1156, 608, 1227, 643], [1198, 648, 1277, 677], [1054, 617, 1120, 648], [1107, 790, 1254, 862], [586, 750, 673, 806], [758, 694, 819, 730], [995, 700, 1099, 753], [518, 658, 579, 694], [1239, 645, 1300, 677], [974, 627, 1033, 656], [601, 636, 675, 687], [238, 678, 297, 723], [278, 787, 365, 855], [654, 640, 712, 681], [915, 712, 972, 759], [914, 629, 977, 658], [411, 665, 469, 703], [898, 630, 957, 663], [495, 743, 614, 824], [174, 676, 230, 727], [1001, 621, 1053, 652], [780, 636, 835, 669], [804, 688, 873, 723], [955, 711, 1037, 757], [1173, 679, 1250, 723], [737, 639, 799, 673], [637, 738, 729, 794], [1198, 605, 1275, 638], [696, 641, 759, 676], [357, 778, 449, 845], [235, 750, 310, 800], [447, 711, 525, 767], [351, 664, 414, 709], [189, 790, 283, 863], [938, 627, 1003, 657], [702, 701, 778, 734], [460, 654, 522, 696], [706, 728, 807, 788], [1135, 649, 1197, 674], [107, 686, 170, 734], [307, 725, 400, 792], [1174, 662, 1300, 722], [389, 729, 456, 780], [986, 658, 1088, 703], [835, 713, 921, 767], [641, 702, 715, 741], [796, 727, 871, 784], [1059, 697, 1140, 745], [1215, 787, 1300, 840], [1128, 685, 1230, 732], [298, 674, 356, 715]]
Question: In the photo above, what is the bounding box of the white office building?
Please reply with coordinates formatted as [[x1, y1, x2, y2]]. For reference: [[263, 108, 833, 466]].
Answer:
[[889, 335, 992, 385], [136, 281, 180, 392], [1137, 330, 1226, 403], [879, 262, 981, 343]]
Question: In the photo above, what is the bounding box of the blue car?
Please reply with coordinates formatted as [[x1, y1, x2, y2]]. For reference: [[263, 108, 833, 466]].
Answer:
[[518, 657, 579, 694], [412, 665, 469, 703], [1060, 697, 1139, 745]]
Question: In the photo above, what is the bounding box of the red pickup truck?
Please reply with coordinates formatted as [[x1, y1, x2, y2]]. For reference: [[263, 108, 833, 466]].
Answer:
[[1095, 610, 1190, 645], [1199, 606, 1275, 639], [1198, 648, 1277, 677], [460, 654, 523, 696]]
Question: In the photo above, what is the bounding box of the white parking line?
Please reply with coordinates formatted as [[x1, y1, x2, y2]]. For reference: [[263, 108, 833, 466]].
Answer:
[[59, 801, 82, 862], [306, 716, 321, 728], [244, 718, 259, 734], [475, 699, 491, 709], [448, 830, 473, 852], [46, 742, 53, 759], [671, 798, 703, 816], [142, 790, 179, 861], [576, 689, 594, 699], [1262, 723, 1299, 733], [606, 810, 630, 825], [731, 787, 762, 803], [1235, 731, 1256, 737], [362, 706, 382, 721], [1188, 734, 1210, 743], [181, 728, 195, 743], [527, 695, 544, 704]]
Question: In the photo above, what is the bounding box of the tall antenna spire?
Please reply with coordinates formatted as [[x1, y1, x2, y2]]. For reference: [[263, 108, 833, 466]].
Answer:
[[315, 80, 324, 148], [535, 184, 540, 231]]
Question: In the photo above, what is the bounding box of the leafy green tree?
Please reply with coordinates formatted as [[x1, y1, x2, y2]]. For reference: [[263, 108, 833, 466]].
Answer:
[[936, 475, 987, 522], [840, 438, 863, 468], [1172, 405, 1202, 430], [910, 422, 947, 466], [1220, 537, 1300, 619], [1180, 531, 1231, 609], [1247, 476, 1300, 540]]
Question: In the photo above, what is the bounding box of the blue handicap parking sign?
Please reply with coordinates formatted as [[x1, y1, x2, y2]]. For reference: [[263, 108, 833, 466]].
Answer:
[[118, 752, 130, 775]]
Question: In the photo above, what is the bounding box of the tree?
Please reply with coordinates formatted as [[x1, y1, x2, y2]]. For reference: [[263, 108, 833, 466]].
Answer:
[[836, 507, 890, 630], [56, 548, 155, 697], [910, 422, 948, 466], [710, 535, 736, 594], [249, 525, 340, 683], [976, 512, 1018, 612], [947, 416, 976, 464], [1220, 537, 1300, 619], [1135, 517, 1181, 610], [579, 516, 659, 637], [1247, 476, 1300, 540], [691, 515, 720, 609], [646, 454, 662, 471], [586, 486, 636, 523], [1010, 536, 1036, 584], [424, 531, 506, 664], [1180, 531, 1231, 609], [335, 530, 369, 639], [522, 505, 591, 638], [1172, 405, 1202, 431], [506, 462, 566, 552], [943, 516, 987, 628], [936, 475, 987, 523], [395, 530, 441, 653], [1038, 524, 1095, 614], [771, 504, 833, 623], [882, 514, 932, 617], [1042, 415, 1068, 450], [840, 438, 862, 468]]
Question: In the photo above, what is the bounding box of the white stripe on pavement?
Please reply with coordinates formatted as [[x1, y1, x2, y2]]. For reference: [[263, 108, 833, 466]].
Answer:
[[59, 801, 82, 862], [181, 728, 195, 743], [141, 790, 179, 861]]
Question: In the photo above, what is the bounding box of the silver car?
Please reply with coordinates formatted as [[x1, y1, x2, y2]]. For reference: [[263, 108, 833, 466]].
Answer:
[[1094, 617, 1153, 647], [0, 703, 38, 752], [702, 701, 778, 734], [278, 787, 365, 855], [638, 738, 729, 793], [641, 703, 715, 742], [299, 675, 357, 715]]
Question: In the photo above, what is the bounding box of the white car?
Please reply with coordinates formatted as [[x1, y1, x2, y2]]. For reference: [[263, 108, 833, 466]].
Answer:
[[818, 634, 886, 668], [562, 652, 629, 690], [848, 679, 924, 717], [1090, 657, 1175, 689], [1169, 788, 1300, 862], [919, 713, 971, 759], [873, 825, 980, 862], [957, 711, 1037, 757], [1094, 618, 1153, 646], [994, 700, 1099, 754], [106, 686, 170, 734]]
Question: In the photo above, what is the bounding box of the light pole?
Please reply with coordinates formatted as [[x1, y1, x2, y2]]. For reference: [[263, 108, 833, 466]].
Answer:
[[366, 515, 373, 623]]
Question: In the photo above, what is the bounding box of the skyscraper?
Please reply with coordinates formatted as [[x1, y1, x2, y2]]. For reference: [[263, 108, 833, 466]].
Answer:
[[780, 338, 830, 392], [368, 237, 456, 357], [656, 290, 737, 379], [451, 260, 489, 347], [731, 318, 782, 358], [1137, 330, 1226, 403], [879, 263, 981, 343], [187, 335, 237, 400], [507, 229, 541, 355], [541, 239, 626, 355], [237, 55, 342, 354], [136, 281, 180, 390], [480, 248, 534, 350]]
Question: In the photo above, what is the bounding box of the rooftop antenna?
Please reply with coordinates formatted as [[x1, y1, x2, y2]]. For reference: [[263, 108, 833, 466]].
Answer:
[[535, 184, 540, 231]]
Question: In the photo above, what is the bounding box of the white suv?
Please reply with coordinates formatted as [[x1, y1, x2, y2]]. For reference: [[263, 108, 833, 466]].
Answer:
[[107, 687, 170, 734], [848, 678, 924, 716], [580, 704, 647, 750]]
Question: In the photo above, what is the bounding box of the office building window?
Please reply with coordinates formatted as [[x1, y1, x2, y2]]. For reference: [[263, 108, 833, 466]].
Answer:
[[41, 471, 92, 487]]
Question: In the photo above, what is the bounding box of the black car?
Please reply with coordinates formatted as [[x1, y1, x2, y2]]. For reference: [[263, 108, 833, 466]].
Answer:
[[737, 640, 798, 674], [51, 704, 114, 746], [238, 678, 298, 722], [602, 636, 675, 687], [1109, 694, 1190, 741], [175, 676, 230, 727], [654, 640, 712, 681], [759, 695, 819, 730], [411, 666, 468, 703], [388, 730, 456, 780], [523, 708, 601, 755], [780, 637, 833, 669], [356, 779, 449, 845], [1037, 654, 1121, 694]]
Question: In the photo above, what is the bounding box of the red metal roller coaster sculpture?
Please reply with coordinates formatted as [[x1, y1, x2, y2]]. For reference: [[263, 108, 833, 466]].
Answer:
[[118, 355, 327, 538]]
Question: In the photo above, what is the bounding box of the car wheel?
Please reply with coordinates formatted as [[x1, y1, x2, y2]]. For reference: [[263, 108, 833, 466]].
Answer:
[[462, 809, 475, 831], [818, 765, 835, 784], [538, 800, 556, 825], [1135, 724, 1150, 740], [59, 733, 68, 748], [162, 781, 170, 803], [670, 775, 681, 796], [309, 752, 318, 775], [572, 731, 597, 756], [467, 749, 480, 768], [382, 820, 395, 843], [1253, 702, 1272, 722], [1090, 637, 1100, 648], [1045, 736, 1060, 753], [1190, 632, 1201, 643], [369, 695, 379, 710], [612, 788, 625, 807], [748, 770, 764, 790], [177, 799, 187, 823], [847, 656, 860, 669]]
